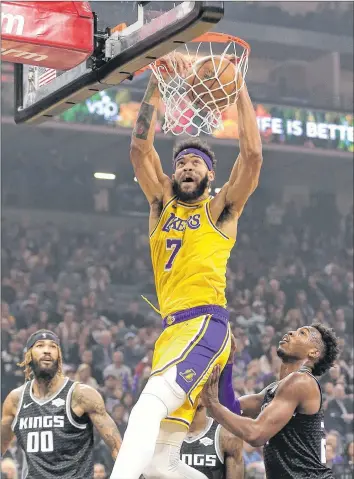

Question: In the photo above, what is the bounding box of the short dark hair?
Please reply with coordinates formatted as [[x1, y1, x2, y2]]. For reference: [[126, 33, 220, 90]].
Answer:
[[311, 323, 339, 376], [172, 138, 217, 170]]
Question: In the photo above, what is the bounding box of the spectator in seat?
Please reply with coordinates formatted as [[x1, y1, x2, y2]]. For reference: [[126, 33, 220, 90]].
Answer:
[[112, 404, 128, 437], [94, 463, 107, 479], [103, 351, 132, 384], [75, 363, 98, 389], [92, 330, 114, 371], [325, 383, 354, 437], [1, 457, 18, 479]]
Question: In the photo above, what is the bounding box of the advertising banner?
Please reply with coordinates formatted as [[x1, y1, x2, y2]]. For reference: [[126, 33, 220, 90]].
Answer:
[[59, 88, 353, 153]]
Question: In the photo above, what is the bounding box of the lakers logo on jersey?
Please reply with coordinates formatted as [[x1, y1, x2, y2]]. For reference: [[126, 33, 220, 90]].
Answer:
[[166, 315, 175, 326], [162, 212, 201, 233], [179, 369, 197, 383]]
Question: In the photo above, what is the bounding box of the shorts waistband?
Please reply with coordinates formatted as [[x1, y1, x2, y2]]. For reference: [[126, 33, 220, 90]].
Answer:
[[162, 305, 229, 329]]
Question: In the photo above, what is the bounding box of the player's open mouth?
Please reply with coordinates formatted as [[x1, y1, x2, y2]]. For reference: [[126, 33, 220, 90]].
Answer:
[[182, 177, 194, 183]]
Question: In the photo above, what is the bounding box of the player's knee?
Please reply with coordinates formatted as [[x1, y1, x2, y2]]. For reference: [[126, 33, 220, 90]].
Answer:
[[142, 367, 186, 415]]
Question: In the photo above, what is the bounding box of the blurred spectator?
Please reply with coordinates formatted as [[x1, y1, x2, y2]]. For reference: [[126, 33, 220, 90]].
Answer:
[[104, 351, 132, 384], [1, 457, 18, 479], [111, 403, 128, 437], [92, 331, 115, 371], [75, 363, 99, 389], [325, 384, 354, 438], [94, 463, 107, 479]]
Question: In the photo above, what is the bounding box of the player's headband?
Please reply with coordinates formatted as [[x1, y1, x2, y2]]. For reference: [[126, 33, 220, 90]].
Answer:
[[174, 148, 213, 171], [24, 330, 60, 353]]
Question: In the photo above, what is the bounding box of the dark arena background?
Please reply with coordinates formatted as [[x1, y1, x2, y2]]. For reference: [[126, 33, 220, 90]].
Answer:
[[1, 2, 353, 478]]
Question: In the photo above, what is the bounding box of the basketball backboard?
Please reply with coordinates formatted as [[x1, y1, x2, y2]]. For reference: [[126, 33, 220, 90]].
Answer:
[[14, 1, 224, 124]]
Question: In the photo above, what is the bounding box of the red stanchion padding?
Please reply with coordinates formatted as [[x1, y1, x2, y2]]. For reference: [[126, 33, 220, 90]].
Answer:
[[1, 1, 94, 70]]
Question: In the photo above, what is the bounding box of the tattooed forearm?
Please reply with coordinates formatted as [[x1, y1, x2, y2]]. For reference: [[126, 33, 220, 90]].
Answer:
[[133, 102, 155, 140], [91, 410, 122, 459], [132, 77, 159, 141]]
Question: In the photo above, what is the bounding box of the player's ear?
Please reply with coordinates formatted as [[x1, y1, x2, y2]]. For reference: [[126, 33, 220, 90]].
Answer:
[[208, 170, 215, 182], [308, 347, 321, 361]]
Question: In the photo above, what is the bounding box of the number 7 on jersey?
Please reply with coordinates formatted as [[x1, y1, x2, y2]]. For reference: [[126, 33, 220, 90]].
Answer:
[[165, 239, 182, 271]]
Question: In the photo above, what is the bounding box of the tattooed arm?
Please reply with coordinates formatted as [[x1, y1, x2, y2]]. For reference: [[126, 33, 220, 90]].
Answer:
[[220, 427, 244, 479], [1, 387, 22, 455], [130, 54, 189, 205], [72, 384, 121, 459]]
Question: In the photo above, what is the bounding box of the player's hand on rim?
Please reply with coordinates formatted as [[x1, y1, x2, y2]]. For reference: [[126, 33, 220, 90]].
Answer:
[[202, 365, 221, 409], [154, 52, 191, 80]]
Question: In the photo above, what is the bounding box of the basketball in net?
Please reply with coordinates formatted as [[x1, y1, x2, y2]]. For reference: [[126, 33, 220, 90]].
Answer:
[[149, 32, 250, 137], [185, 55, 239, 112]]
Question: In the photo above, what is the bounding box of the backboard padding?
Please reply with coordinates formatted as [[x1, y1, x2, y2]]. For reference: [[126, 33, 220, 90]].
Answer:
[[14, 1, 224, 124]]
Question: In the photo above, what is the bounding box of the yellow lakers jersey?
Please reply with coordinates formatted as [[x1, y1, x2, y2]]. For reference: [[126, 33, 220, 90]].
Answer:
[[150, 196, 236, 318]]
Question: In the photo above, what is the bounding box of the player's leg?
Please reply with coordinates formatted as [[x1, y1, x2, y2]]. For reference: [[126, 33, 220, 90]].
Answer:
[[143, 318, 231, 479], [110, 366, 186, 479], [144, 422, 209, 479]]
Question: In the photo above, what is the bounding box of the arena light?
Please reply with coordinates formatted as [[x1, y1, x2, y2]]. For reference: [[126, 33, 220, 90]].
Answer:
[[94, 172, 116, 180]]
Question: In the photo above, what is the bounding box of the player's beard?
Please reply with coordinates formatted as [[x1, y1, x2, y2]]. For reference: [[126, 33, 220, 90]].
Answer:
[[276, 347, 298, 362], [172, 174, 209, 202], [31, 358, 59, 381]]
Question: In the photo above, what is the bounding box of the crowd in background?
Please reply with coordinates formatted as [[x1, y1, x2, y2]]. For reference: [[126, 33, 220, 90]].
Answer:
[[1, 192, 353, 479]]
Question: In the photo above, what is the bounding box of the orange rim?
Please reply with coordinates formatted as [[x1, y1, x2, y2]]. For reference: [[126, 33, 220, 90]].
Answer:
[[190, 32, 251, 53], [134, 32, 250, 76]]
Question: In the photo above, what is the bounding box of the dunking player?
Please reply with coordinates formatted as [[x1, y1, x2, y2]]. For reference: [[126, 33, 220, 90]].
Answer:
[[181, 338, 244, 479], [202, 323, 339, 479], [1, 330, 122, 479], [111, 54, 262, 479]]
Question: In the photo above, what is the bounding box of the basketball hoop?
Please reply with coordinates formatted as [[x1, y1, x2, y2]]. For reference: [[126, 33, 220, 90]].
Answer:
[[140, 32, 250, 137]]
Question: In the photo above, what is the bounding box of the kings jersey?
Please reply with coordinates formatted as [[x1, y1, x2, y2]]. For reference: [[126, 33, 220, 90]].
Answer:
[[12, 378, 94, 479], [150, 196, 235, 318]]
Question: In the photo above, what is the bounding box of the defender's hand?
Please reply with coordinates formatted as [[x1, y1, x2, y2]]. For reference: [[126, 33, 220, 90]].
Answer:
[[202, 365, 221, 409]]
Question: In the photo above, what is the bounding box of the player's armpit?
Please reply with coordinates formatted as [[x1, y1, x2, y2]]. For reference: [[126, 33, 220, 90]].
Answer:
[[72, 384, 122, 459], [1, 389, 20, 455], [220, 428, 244, 479]]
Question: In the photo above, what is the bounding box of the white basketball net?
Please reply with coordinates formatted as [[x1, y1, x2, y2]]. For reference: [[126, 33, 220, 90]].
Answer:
[[150, 39, 249, 137]]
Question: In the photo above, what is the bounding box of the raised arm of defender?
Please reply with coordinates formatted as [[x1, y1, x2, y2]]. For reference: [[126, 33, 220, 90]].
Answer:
[[130, 54, 190, 205]]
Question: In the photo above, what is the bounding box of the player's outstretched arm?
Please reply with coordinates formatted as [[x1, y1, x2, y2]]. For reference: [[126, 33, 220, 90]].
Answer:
[[220, 428, 244, 479], [224, 84, 262, 217], [1, 388, 21, 455], [131, 54, 189, 204], [72, 384, 122, 459], [202, 366, 306, 447]]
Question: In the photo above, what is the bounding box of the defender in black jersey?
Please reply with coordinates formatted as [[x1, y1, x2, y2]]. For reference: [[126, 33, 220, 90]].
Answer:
[[1, 329, 122, 479], [202, 323, 339, 479], [181, 399, 243, 479]]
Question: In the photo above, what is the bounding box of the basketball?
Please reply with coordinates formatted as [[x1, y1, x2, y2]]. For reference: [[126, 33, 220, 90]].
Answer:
[[186, 56, 239, 111]]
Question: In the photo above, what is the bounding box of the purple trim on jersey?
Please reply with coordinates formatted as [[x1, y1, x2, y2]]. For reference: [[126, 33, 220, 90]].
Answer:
[[218, 363, 242, 415], [162, 305, 229, 329], [174, 148, 213, 171]]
